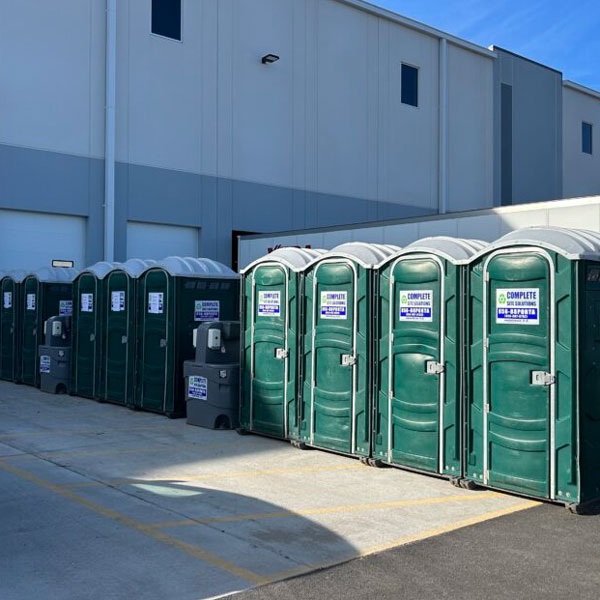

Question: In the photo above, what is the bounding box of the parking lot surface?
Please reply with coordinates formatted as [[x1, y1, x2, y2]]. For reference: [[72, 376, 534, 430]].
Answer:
[[1, 382, 543, 599]]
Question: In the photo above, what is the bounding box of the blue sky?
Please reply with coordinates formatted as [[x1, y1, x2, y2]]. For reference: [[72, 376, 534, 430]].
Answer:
[[375, 0, 600, 90]]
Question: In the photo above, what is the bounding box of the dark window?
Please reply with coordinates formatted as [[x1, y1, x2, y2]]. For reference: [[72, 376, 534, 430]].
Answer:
[[401, 64, 419, 107], [501, 83, 513, 206], [151, 0, 181, 41], [583, 122, 593, 154]]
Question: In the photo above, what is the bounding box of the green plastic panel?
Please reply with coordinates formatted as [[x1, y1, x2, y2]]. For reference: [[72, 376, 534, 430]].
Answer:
[[0, 279, 20, 382]]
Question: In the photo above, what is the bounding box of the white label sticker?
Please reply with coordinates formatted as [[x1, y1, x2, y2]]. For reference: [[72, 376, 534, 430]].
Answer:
[[258, 291, 281, 317], [27, 294, 36, 311], [496, 288, 540, 325], [320, 291, 348, 320], [148, 292, 164, 314], [3, 292, 12, 309], [39, 355, 51, 374], [81, 293, 94, 313], [399, 290, 434, 322], [111, 291, 125, 312], [59, 300, 73, 316], [195, 300, 220, 322], [188, 375, 208, 401]]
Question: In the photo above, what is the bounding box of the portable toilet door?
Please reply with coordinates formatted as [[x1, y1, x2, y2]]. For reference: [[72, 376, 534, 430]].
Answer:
[[466, 227, 600, 508], [135, 257, 240, 418], [72, 263, 118, 399], [21, 267, 78, 387], [101, 259, 155, 406], [299, 243, 399, 457], [373, 237, 486, 477], [240, 248, 326, 440], [0, 271, 26, 382]]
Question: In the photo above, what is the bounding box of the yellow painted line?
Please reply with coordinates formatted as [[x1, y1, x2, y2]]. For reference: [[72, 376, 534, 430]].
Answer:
[[268, 499, 539, 582], [149, 492, 504, 528], [0, 424, 177, 440], [60, 463, 364, 489], [0, 459, 269, 586], [6, 438, 266, 462]]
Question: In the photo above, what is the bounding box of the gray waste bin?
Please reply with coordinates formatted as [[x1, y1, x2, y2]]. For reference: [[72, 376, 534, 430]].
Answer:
[[38, 315, 72, 394], [183, 321, 240, 430]]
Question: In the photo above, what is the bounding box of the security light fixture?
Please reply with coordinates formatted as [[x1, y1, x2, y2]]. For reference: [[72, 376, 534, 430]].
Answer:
[[261, 53, 280, 65]]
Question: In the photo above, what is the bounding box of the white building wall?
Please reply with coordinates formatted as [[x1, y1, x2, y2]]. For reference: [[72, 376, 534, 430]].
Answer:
[[563, 84, 600, 199]]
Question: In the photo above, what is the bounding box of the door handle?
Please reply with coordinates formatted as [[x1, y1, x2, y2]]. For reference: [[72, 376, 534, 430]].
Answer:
[[531, 371, 555, 386], [160, 338, 167, 348], [425, 361, 445, 375], [341, 354, 356, 367], [121, 336, 128, 344], [90, 333, 95, 342], [274, 348, 288, 360]]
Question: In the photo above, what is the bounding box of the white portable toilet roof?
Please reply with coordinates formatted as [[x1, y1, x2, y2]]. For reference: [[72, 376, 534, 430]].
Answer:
[[241, 248, 327, 274], [149, 257, 239, 279], [381, 236, 488, 266], [111, 259, 158, 278], [5, 269, 28, 283], [315, 242, 401, 269], [28, 266, 79, 283], [472, 227, 600, 262], [79, 262, 122, 280]]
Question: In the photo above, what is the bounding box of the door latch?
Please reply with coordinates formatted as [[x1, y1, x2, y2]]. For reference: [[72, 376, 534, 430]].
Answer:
[[341, 354, 356, 367], [160, 338, 167, 348], [275, 348, 288, 360], [425, 361, 445, 375], [121, 336, 128, 344], [531, 371, 555, 386], [89, 333, 95, 342]]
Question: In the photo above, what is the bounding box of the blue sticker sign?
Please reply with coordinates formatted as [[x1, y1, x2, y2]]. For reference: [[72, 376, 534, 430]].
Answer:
[[39, 355, 51, 374], [496, 288, 539, 325], [399, 290, 433, 322], [188, 376, 208, 400], [258, 291, 281, 317], [111, 291, 125, 312], [320, 291, 347, 320], [59, 300, 73, 316], [195, 300, 220, 322], [148, 292, 164, 314]]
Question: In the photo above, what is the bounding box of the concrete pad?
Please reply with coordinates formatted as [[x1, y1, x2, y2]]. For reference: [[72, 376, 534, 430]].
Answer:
[[0, 382, 537, 599]]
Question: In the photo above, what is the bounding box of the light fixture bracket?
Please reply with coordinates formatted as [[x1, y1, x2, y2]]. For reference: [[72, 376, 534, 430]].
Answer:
[[261, 54, 280, 65]]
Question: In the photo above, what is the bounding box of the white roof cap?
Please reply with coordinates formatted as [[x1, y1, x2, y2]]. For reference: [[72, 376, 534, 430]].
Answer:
[[381, 236, 487, 266], [147, 257, 239, 279], [473, 227, 600, 261], [316, 242, 401, 269], [79, 262, 122, 280], [110, 259, 158, 278], [241, 248, 327, 274], [27, 266, 79, 283], [2, 269, 28, 283]]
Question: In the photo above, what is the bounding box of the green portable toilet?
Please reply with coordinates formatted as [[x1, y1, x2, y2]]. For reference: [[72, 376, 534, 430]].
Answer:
[[239, 248, 326, 440], [100, 259, 156, 406], [21, 266, 79, 387], [373, 237, 486, 476], [466, 227, 600, 510], [0, 270, 27, 382], [135, 257, 240, 418], [299, 243, 399, 457], [71, 262, 119, 399]]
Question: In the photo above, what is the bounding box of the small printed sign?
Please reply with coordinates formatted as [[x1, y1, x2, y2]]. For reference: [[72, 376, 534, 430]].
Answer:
[[81, 293, 94, 313], [258, 291, 281, 317], [3, 292, 12, 309], [39, 355, 51, 374], [59, 300, 73, 316], [111, 291, 126, 312], [188, 376, 208, 401], [195, 300, 220, 322], [320, 291, 347, 320], [26, 294, 36, 311], [148, 292, 164, 314], [496, 288, 540, 325], [399, 290, 433, 322], [52, 260, 74, 268]]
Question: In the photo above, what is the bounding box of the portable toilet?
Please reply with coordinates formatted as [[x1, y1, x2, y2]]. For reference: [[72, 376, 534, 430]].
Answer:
[[134, 257, 240, 418], [299, 243, 399, 457], [466, 227, 600, 510], [20, 266, 79, 387], [0, 270, 27, 382], [239, 248, 326, 440], [71, 262, 120, 399], [373, 237, 486, 477], [100, 259, 156, 406]]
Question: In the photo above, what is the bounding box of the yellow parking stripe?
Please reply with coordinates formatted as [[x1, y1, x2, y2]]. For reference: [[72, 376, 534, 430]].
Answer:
[[60, 463, 364, 489], [0, 459, 269, 586], [149, 492, 505, 528]]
